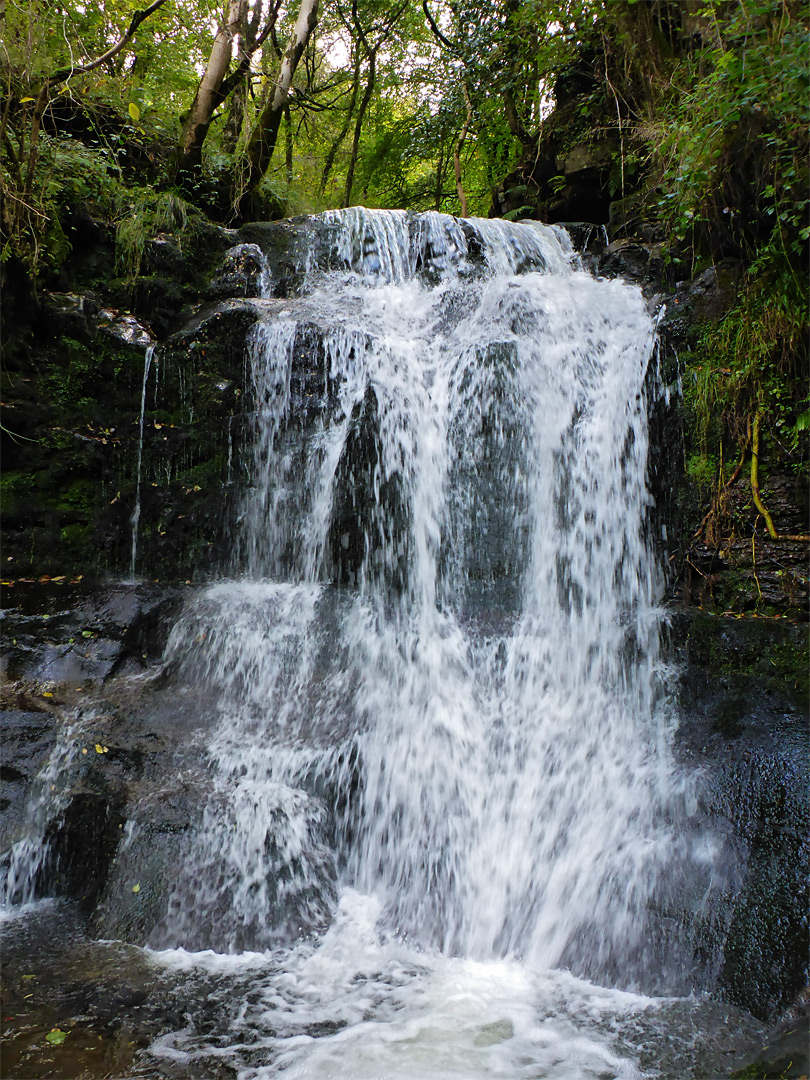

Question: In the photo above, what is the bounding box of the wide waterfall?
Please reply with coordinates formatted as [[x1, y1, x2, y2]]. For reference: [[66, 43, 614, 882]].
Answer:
[[132, 208, 687, 1077]]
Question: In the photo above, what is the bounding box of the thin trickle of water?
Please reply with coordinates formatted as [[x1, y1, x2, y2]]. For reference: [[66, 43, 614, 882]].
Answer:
[[130, 343, 155, 579]]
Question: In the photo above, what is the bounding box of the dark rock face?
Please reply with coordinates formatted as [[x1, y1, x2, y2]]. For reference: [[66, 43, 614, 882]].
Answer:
[[206, 242, 270, 299], [1, 582, 181, 687], [328, 384, 410, 590], [39, 790, 128, 911], [668, 612, 809, 1023]]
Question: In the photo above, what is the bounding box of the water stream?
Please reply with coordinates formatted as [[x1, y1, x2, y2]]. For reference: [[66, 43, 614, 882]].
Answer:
[[134, 209, 690, 1076]]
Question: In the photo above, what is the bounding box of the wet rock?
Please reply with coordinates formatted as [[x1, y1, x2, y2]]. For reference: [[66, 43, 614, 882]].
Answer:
[[97, 308, 154, 348], [41, 292, 101, 344], [39, 790, 128, 911], [667, 611, 810, 1022], [728, 1001, 810, 1078], [1, 583, 182, 686], [238, 217, 319, 297], [207, 242, 270, 299], [655, 261, 742, 351], [0, 708, 57, 852], [598, 237, 667, 284], [329, 384, 410, 589]]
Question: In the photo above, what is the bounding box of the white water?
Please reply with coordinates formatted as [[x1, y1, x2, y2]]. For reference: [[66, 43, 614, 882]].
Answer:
[[143, 209, 681, 1076], [0, 716, 83, 905]]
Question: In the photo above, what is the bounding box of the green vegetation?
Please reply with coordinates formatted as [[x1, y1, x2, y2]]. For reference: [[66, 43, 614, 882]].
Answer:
[[1, 0, 806, 593], [687, 611, 809, 705]]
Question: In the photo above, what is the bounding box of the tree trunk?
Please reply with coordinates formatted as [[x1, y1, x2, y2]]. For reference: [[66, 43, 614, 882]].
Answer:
[[176, 0, 247, 182], [242, 0, 319, 197], [434, 142, 446, 210], [284, 102, 293, 184], [453, 82, 473, 217], [342, 48, 375, 208], [221, 75, 248, 153]]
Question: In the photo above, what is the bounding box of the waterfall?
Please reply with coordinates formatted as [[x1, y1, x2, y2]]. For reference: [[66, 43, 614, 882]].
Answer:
[[130, 343, 156, 579], [1, 209, 795, 1080], [130, 207, 692, 1078], [160, 208, 672, 973]]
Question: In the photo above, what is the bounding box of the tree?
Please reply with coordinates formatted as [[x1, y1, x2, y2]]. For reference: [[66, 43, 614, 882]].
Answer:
[[1, 0, 169, 271], [238, 0, 320, 203], [174, 0, 284, 187]]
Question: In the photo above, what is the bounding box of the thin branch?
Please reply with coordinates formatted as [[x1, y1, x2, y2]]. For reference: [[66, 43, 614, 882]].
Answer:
[[422, 0, 457, 53], [49, 0, 168, 85], [750, 411, 809, 542]]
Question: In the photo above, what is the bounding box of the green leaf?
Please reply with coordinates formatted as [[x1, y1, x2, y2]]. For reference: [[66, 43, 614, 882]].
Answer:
[[46, 1029, 67, 1045], [128, 102, 141, 122]]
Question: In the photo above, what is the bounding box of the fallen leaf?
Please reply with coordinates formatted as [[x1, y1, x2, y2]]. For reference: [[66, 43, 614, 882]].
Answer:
[[46, 1028, 67, 1045], [42, 691, 54, 698], [132, 883, 141, 893]]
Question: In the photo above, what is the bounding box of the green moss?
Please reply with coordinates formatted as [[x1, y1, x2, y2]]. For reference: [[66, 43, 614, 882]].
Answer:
[[57, 478, 96, 515], [176, 454, 227, 487], [767, 641, 810, 702], [729, 1057, 802, 1079], [60, 523, 92, 552], [1, 471, 36, 509], [685, 451, 717, 490], [687, 613, 809, 706]]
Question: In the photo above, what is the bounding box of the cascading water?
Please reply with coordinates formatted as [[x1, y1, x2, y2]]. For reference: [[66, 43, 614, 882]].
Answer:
[[0, 716, 83, 907], [145, 208, 686, 1077]]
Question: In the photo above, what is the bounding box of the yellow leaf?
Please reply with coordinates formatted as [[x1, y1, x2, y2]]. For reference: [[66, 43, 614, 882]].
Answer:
[[128, 102, 141, 122], [95, 743, 104, 753], [42, 691, 54, 698], [20, 97, 36, 103], [132, 883, 141, 893]]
